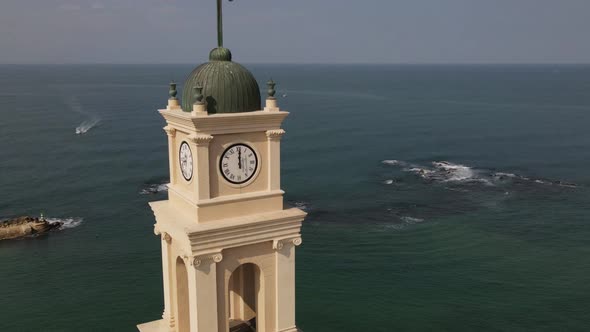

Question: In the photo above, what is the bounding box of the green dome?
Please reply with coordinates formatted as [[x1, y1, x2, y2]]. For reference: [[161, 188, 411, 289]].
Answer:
[[182, 47, 261, 114]]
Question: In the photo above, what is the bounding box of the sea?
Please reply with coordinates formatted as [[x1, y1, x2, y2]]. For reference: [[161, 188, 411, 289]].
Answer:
[[0, 64, 589, 331]]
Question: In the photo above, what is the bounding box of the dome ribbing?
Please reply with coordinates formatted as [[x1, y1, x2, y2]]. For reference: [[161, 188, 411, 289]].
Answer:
[[181, 47, 261, 114]]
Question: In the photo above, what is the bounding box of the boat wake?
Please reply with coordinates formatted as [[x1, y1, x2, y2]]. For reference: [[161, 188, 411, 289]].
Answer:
[[65, 96, 101, 135], [76, 119, 100, 135], [382, 159, 577, 188]]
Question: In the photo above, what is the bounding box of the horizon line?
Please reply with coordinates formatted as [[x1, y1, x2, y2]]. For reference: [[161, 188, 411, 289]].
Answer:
[[1, 62, 590, 66]]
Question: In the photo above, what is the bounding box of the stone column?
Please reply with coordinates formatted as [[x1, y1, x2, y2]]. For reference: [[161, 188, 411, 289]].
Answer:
[[164, 126, 177, 185], [274, 238, 302, 332], [266, 129, 286, 191], [154, 227, 175, 331], [188, 253, 223, 332], [162, 233, 174, 331], [188, 134, 214, 201]]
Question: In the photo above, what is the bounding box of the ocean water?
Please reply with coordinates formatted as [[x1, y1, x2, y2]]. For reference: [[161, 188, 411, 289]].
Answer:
[[1, 64, 589, 331]]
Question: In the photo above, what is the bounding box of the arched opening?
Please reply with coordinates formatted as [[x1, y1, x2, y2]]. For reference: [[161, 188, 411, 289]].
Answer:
[[228, 263, 263, 332], [175, 257, 190, 332]]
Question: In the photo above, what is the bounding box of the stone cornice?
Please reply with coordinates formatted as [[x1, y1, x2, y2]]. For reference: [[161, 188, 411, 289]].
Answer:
[[187, 208, 306, 257], [159, 109, 289, 135], [150, 201, 306, 258]]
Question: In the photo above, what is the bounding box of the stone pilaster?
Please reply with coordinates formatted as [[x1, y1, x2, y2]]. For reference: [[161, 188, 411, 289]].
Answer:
[[188, 252, 223, 332], [266, 129, 285, 191], [187, 134, 214, 201], [163, 126, 177, 185], [154, 227, 175, 331], [274, 238, 302, 332]]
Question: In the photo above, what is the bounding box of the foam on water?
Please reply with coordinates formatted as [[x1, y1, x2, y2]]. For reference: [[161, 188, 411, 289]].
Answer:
[[382, 160, 407, 166], [400, 216, 424, 224], [292, 201, 310, 211], [140, 183, 169, 195], [382, 216, 426, 231], [45, 217, 83, 230], [432, 161, 476, 182], [382, 159, 577, 188]]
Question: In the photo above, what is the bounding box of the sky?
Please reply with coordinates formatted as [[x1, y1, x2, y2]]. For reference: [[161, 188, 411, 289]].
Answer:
[[1, 0, 590, 64]]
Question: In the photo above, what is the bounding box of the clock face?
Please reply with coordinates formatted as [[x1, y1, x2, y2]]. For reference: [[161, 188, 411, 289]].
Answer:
[[179, 142, 193, 181], [220, 143, 258, 185]]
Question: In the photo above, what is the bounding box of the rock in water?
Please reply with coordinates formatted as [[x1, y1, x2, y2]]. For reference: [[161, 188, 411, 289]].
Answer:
[[0, 216, 63, 241]]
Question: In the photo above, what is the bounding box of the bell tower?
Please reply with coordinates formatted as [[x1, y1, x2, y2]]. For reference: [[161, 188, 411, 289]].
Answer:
[[137, 2, 306, 332]]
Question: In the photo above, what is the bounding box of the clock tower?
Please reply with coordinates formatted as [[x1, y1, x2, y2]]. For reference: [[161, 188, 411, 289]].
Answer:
[[137, 2, 306, 332]]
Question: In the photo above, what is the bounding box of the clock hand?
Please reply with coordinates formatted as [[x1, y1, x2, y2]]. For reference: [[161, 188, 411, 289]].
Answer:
[[238, 148, 242, 169]]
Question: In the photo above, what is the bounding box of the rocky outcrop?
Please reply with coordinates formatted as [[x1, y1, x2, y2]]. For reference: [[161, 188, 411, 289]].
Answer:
[[0, 216, 63, 241]]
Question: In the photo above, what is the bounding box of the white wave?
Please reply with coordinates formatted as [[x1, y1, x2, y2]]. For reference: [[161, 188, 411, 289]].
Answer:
[[400, 216, 424, 224], [406, 167, 437, 179], [384, 179, 394, 185], [432, 161, 475, 182], [382, 160, 406, 166], [140, 183, 169, 195], [384, 159, 577, 189], [45, 217, 83, 230], [493, 172, 576, 188], [494, 172, 517, 178], [293, 201, 310, 211]]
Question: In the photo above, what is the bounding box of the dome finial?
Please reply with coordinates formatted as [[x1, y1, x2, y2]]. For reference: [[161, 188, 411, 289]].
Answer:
[[217, 0, 236, 48]]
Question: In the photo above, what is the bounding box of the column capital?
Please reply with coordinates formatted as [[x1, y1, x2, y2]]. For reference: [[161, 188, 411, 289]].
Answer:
[[153, 225, 172, 243], [266, 129, 286, 140], [191, 252, 223, 267], [188, 134, 214, 146], [273, 237, 302, 250], [163, 126, 176, 137], [162, 232, 172, 243]]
